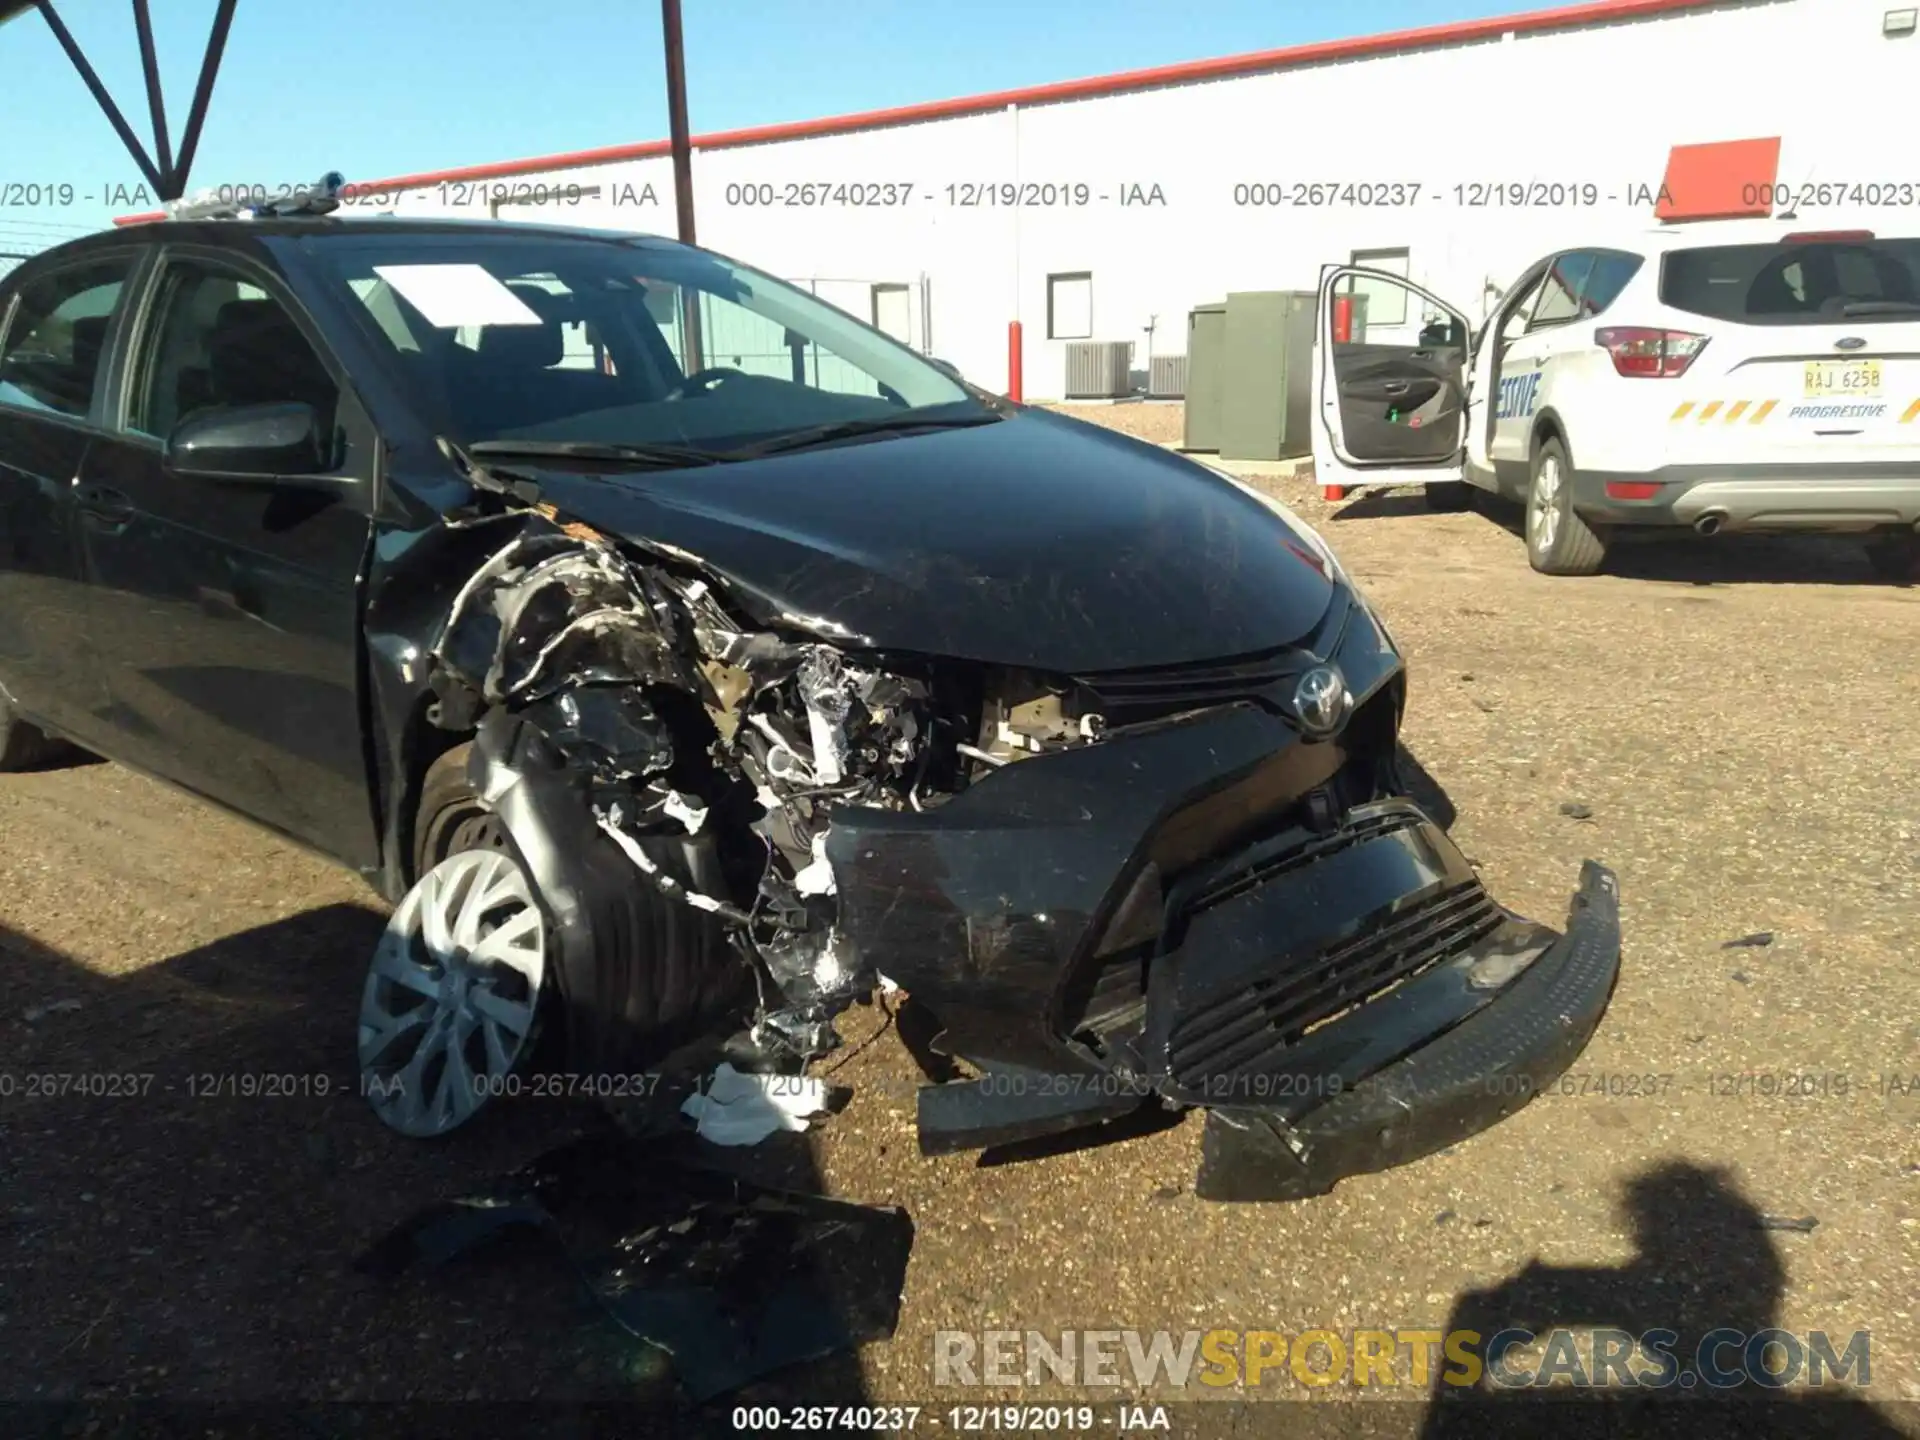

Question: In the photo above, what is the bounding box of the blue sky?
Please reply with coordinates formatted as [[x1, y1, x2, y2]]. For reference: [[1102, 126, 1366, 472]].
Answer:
[[1, 0, 1526, 247]]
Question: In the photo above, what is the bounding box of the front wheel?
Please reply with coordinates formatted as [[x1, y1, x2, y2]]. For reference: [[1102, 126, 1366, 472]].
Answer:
[[1525, 438, 1607, 576], [0, 698, 72, 772]]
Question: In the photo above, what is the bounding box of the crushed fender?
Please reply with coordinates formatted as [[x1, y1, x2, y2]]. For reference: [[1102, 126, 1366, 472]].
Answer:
[[356, 1133, 913, 1403], [426, 507, 969, 1079]]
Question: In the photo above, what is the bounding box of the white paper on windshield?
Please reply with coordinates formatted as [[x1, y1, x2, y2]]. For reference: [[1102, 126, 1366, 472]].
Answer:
[[371, 264, 544, 328]]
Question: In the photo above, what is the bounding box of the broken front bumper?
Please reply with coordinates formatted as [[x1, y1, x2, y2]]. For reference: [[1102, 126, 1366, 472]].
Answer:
[[1193, 858, 1619, 1201], [824, 682, 1622, 1200]]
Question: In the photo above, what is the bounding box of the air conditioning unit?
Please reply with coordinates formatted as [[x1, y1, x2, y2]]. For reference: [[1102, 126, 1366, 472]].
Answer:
[[1149, 354, 1187, 399], [1064, 341, 1132, 399]]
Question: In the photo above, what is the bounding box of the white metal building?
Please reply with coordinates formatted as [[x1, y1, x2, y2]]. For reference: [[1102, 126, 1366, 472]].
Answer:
[[171, 0, 1919, 398]]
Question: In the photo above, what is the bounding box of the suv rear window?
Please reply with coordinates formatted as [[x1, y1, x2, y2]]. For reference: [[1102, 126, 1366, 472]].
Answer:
[[1661, 239, 1920, 325]]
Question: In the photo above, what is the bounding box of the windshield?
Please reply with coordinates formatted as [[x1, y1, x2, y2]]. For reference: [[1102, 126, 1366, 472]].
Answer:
[[1660, 238, 1920, 325], [304, 232, 984, 452]]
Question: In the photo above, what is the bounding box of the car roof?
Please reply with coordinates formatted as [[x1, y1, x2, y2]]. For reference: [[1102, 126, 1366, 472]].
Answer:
[[21, 214, 686, 267], [1627, 219, 1916, 252]]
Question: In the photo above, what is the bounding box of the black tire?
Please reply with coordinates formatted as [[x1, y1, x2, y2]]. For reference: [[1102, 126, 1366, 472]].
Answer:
[[409, 731, 753, 1077], [1524, 437, 1606, 576], [1423, 481, 1472, 512], [412, 742, 512, 880], [1865, 535, 1919, 583], [0, 699, 72, 772]]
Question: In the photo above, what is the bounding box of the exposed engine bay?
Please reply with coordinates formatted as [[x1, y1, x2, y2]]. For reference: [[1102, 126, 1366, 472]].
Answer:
[[425, 500, 1103, 1073]]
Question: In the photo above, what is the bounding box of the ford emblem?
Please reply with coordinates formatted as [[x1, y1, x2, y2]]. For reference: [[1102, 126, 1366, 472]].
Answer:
[[1835, 336, 1868, 350]]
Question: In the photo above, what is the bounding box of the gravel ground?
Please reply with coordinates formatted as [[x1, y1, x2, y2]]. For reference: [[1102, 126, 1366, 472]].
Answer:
[[3, 402, 1917, 1432]]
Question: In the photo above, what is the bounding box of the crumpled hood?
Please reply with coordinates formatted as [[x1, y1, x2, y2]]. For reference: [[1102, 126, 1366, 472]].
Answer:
[[513, 408, 1337, 673]]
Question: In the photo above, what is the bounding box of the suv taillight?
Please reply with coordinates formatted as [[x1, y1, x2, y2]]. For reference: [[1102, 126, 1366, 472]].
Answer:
[[1595, 326, 1709, 378]]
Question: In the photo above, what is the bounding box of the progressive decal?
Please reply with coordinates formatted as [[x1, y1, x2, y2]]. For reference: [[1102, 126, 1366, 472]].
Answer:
[[1495, 371, 1541, 421]]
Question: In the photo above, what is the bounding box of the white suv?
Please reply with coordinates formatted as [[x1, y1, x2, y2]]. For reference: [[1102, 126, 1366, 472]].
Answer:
[[1311, 224, 1920, 578]]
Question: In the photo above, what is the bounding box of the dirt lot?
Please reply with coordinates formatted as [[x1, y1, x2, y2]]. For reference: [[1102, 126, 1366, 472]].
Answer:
[[3, 400, 1917, 1432]]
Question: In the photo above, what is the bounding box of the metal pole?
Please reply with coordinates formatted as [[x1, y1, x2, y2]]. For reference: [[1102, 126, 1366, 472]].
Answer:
[[660, 0, 701, 368], [131, 0, 173, 186], [34, 0, 164, 197], [661, 0, 696, 245], [171, 0, 239, 202]]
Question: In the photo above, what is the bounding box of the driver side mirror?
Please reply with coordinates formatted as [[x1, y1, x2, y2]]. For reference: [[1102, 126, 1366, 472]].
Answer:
[[1418, 316, 1467, 350], [164, 401, 329, 480]]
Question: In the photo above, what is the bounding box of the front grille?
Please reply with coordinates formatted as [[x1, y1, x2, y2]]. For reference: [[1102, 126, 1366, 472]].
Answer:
[[1183, 808, 1417, 913], [1077, 652, 1304, 726], [1167, 882, 1503, 1089]]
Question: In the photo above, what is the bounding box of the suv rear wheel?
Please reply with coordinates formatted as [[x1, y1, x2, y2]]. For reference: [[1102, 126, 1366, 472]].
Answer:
[[1525, 438, 1607, 576]]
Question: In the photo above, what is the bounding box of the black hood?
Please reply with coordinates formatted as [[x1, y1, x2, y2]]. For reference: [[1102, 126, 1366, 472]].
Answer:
[[512, 409, 1336, 673]]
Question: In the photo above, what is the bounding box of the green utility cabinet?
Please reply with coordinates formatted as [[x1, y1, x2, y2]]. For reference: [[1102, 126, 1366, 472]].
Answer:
[[1220, 290, 1316, 462], [1181, 291, 1317, 461], [1181, 303, 1227, 452]]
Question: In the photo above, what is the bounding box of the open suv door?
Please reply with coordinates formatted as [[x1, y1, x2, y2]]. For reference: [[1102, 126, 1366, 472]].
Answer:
[[1312, 263, 1473, 498]]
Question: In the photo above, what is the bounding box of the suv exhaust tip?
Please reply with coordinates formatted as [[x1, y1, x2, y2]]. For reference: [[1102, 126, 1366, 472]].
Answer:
[[1693, 512, 1727, 537]]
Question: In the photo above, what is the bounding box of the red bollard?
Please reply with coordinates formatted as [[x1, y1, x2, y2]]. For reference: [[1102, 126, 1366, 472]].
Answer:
[[1007, 320, 1024, 403], [1324, 297, 1351, 500], [1331, 293, 1354, 346]]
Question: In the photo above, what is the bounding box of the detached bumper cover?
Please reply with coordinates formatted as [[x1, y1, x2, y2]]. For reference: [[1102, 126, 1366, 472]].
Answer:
[[1196, 860, 1620, 1201], [826, 584, 1624, 1198]]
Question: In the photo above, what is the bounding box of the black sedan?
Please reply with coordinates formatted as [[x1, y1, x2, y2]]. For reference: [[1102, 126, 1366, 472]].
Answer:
[[0, 213, 1620, 1198]]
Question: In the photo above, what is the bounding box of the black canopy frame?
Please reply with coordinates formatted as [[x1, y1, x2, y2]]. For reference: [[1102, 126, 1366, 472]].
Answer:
[[2, 0, 238, 203]]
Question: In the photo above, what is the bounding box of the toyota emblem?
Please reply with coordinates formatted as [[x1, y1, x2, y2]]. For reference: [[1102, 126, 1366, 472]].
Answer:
[[1292, 665, 1352, 738]]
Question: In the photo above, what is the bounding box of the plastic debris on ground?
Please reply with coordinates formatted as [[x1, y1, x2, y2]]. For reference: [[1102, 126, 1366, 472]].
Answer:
[[356, 1133, 913, 1402], [680, 1062, 835, 1146]]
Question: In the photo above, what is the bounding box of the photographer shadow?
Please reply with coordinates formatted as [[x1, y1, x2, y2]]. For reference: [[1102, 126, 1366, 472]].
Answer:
[[1420, 1160, 1903, 1438]]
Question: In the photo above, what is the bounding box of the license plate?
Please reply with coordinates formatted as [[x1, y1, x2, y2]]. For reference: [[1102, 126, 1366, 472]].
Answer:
[[1804, 359, 1882, 398]]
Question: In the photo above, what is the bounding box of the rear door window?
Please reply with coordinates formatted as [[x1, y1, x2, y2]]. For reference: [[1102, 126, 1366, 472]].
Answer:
[[1661, 239, 1920, 324], [1578, 252, 1642, 316], [1527, 253, 1597, 330], [0, 258, 135, 418]]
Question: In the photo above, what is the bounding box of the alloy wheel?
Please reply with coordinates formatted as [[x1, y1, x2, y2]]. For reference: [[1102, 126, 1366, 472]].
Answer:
[[1530, 454, 1563, 553], [358, 848, 546, 1137]]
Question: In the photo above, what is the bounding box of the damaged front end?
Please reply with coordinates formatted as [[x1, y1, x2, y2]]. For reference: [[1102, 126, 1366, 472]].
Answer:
[[415, 505, 973, 1084], [397, 488, 1620, 1202]]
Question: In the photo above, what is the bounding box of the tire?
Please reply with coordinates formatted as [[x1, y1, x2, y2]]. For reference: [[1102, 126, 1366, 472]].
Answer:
[[408, 731, 753, 1080], [1865, 534, 1919, 583], [1423, 481, 1472, 512], [413, 741, 512, 880], [0, 699, 71, 772], [1525, 438, 1607, 576]]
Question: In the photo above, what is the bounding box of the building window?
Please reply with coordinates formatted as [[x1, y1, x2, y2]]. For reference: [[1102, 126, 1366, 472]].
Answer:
[[1341, 248, 1410, 327], [871, 283, 912, 343], [1047, 272, 1092, 340]]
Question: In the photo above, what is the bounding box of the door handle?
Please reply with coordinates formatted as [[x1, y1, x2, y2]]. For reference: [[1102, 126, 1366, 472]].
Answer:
[[76, 484, 135, 525], [1382, 380, 1411, 394]]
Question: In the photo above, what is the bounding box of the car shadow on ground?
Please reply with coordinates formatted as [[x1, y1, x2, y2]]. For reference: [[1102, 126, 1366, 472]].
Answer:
[[1323, 490, 1435, 523], [1419, 1160, 1905, 1438], [0, 909, 879, 1432], [1396, 743, 1457, 832]]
